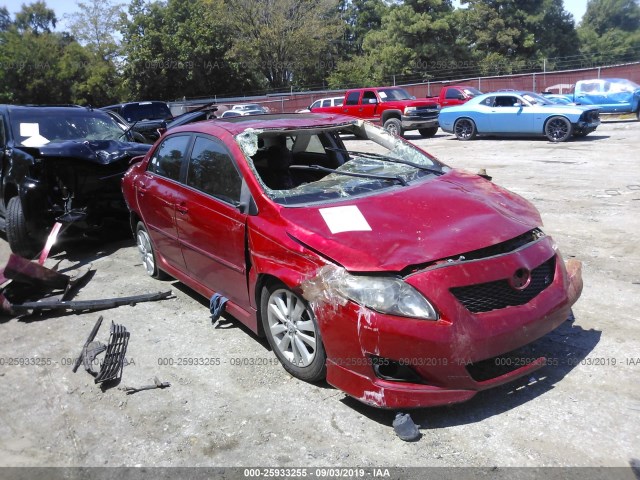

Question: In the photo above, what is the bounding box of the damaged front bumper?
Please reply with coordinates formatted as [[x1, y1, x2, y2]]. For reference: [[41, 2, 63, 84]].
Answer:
[[311, 239, 582, 409]]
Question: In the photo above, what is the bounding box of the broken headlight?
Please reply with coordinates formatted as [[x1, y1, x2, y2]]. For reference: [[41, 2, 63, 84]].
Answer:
[[336, 274, 438, 320]]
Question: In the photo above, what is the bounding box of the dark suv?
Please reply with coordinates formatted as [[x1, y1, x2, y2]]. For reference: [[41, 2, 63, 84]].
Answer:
[[0, 105, 150, 257], [100, 101, 173, 143]]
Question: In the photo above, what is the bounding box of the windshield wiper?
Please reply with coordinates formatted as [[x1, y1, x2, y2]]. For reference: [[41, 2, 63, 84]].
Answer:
[[119, 120, 139, 141], [289, 165, 408, 186], [328, 147, 444, 176]]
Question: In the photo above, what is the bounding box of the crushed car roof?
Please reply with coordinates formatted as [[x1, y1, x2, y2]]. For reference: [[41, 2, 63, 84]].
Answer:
[[168, 113, 359, 136]]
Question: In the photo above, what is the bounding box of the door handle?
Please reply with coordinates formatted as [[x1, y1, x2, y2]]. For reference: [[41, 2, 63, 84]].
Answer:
[[176, 203, 189, 215], [136, 182, 147, 193]]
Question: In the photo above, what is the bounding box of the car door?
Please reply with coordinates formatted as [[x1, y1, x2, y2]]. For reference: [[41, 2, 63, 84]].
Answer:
[[442, 87, 464, 107], [489, 95, 534, 133], [340, 90, 363, 117], [135, 134, 192, 271], [357, 90, 379, 123], [175, 135, 250, 308]]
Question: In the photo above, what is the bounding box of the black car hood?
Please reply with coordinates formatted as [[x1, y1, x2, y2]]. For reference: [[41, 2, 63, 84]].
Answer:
[[15, 140, 151, 165]]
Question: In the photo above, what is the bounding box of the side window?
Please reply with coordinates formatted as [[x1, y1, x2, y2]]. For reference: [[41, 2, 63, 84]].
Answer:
[[445, 88, 461, 99], [304, 135, 325, 154], [148, 135, 191, 181], [322, 99, 331, 107], [186, 136, 242, 204], [310, 100, 320, 109], [362, 91, 377, 104], [345, 91, 360, 106], [494, 96, 517, 107], [481, 96, 495, 107]]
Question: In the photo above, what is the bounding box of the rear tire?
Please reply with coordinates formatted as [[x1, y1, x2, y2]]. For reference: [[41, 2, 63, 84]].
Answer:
[[135, 222, 166, 279], [383, 118, 403, 137], [418, 127, 438, 138], [6, 196, 38, 258]]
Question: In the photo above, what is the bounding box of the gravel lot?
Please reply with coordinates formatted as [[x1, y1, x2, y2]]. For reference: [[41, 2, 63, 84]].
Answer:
[[1, 118, 639, 473]]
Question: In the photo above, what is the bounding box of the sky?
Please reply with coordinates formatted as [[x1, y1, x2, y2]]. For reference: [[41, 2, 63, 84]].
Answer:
[[2, 0, 589, 29]]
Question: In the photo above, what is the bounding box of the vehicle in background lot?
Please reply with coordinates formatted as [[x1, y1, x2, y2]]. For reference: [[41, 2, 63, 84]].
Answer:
[[430, 85, 483, 108], [298, 96, 344, 113], [220, 109, 265, 118], [439, 91, 601, 142], [122, 112, 582, 409], [230, 103, 268, 113], [0, 105, 151, 257], [310, 87, 440, 137], [163, 104, 219, 132], [101, 101, 174, 143], [102, 110, 150, 143], [561, 78, 640, 119], [541, 93, 575, 105]]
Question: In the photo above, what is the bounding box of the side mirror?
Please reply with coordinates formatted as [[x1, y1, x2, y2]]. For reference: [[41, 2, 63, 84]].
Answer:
[[457, 94, 466, 100]]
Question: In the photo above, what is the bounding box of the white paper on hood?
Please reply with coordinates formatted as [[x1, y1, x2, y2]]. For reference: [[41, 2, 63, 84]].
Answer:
[[20, 123, 40, 137], [319, 205, 372, 234]]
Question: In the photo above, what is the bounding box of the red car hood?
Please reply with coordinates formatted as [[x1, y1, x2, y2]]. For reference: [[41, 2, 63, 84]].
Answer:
[[281, 170, 543, 272]]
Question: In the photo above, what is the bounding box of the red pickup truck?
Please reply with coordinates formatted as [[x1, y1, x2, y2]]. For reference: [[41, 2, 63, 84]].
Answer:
[[310, 86, 440, 137], [431, 85, 483, 108]]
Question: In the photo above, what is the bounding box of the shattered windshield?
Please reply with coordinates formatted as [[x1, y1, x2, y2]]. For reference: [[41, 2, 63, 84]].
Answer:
[[236, 121, 448, 206], [10, 109, 126, 147]]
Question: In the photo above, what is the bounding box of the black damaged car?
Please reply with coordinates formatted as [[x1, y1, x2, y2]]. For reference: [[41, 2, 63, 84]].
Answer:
[[0, 105, 151, 257]]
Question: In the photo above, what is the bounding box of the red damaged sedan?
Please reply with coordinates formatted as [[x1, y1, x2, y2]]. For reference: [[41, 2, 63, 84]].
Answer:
[[122, 113, 582, 409]]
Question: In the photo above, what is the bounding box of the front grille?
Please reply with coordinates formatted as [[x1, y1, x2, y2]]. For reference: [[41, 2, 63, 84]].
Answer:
[[414, 107, 439, 119], [450, 256, 556, 313]]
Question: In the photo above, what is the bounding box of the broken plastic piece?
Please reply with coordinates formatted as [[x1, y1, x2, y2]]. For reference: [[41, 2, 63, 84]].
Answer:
[[94, 322, 130, 384], [83, 341, 107, 374], [121, 377, 171, 395], [392, 412, 421, 441], [3, 253, 69, 290], [72, 315, 104, 373], [38, 222, 63, 265], [209, 293, 229, 322], [477, 168, 492, 181], [10, 290, 173, 314]]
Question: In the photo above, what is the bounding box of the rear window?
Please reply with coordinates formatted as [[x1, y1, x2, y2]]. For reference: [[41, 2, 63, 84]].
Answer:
[[121, 102, 172, 122]]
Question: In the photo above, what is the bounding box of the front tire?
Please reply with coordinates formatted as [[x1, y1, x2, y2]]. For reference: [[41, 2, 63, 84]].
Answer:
[[6, 196, 38, 258], [454, 118, 476, 140], [383, 118, 403, 137], [545, 116, 573, 142], [418, 126, 438, 138], [261, 282, 326, 382], [135, 222, 166, 279]]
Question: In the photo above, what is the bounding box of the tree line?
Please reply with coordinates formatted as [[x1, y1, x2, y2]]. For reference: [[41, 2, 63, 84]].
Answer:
[[1, 0, 639, 106]]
